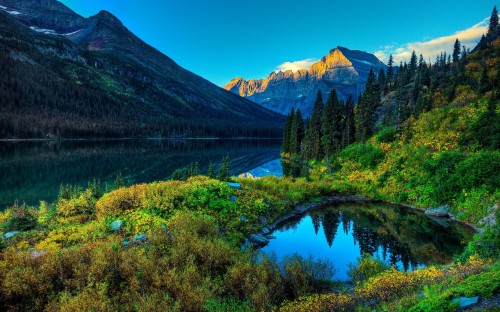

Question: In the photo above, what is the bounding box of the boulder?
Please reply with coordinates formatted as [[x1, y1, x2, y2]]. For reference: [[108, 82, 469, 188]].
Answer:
[[227, 182, 241, 190], [230, 195, 238, 202], [425, 205, 451, 217], [249, 233, 269, 246], [3, 231, 19, 239], [109, 219, 124, 231], [239, 215, 248, 221], [452, 296, 479, 309], [261, 227, 271, 235], [133, 234, 147, 243]]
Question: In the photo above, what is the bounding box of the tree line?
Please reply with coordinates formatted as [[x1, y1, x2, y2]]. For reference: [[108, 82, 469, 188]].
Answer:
[[282, 5, 499, 160]]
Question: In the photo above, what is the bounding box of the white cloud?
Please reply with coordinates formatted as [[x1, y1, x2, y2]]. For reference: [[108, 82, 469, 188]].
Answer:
[[374, 17, 490, 64], [274, 58, 318, 73]]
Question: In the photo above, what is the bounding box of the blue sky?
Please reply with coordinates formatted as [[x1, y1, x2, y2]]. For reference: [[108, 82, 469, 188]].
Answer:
[[59, 0, 497, 86]]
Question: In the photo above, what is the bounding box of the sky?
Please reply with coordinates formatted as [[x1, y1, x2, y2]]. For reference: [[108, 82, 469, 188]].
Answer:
[[59, 0, 497, 86]]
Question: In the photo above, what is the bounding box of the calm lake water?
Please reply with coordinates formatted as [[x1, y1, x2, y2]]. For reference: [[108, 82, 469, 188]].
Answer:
[[0, 139, 282, 209], [262, 203, 476, 281]]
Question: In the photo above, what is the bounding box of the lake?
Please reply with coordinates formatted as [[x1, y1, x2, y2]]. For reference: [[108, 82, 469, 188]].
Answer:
[[262, 202, 476, 281], [0, 139, 282, 210]]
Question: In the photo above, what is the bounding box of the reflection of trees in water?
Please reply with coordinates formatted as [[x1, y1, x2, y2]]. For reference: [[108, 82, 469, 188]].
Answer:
[[307, 204, 474, 269], [0, 139, 281, 208]]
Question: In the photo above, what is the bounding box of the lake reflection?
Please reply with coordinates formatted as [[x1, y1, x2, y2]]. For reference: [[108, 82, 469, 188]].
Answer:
[[0, 139, 281, 209], [262, 203, 475, 281]]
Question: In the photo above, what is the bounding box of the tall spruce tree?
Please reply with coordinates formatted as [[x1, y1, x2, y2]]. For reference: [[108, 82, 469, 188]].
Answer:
[[387, 54, 394, 88], [343, 95, 356, 147], [321, 89, 343, 157], [303, 91, 324, 159], [282, 108, 295, 153], [355, 69, 380, 142], [409, 51, 418, 78], [487, 6, 499, 39], [453, 39, 461, 63], [378, 68, 387, 94], [290, 109, 305, 154]]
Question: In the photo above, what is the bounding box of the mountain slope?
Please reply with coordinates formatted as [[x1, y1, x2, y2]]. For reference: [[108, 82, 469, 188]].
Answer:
[[224, 47, 386, 116], [0, 1, 284, 138]]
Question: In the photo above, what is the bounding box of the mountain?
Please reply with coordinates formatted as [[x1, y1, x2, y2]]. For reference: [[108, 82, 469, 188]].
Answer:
[[224, 47, 386, 116], [0, 0, 284, 139]]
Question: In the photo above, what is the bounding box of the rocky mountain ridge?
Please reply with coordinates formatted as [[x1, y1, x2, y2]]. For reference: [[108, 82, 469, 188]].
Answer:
[[225, 47, 386, 116]]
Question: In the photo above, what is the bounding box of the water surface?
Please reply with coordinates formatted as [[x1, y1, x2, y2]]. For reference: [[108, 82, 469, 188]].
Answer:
[[0, 139, 281, 209], [262, 203, 475, 281]]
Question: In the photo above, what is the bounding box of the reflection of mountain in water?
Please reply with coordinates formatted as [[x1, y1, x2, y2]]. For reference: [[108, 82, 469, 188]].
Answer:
[[0, 139, 281, 208]]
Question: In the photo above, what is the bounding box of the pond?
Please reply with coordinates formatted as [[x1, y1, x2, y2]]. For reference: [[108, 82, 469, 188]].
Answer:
[[262, 202, 476, 281], [0, 139, 282, 210]]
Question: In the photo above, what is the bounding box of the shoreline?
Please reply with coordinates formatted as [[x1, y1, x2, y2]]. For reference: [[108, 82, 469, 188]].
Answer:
[[249, 194, 481, 247], [0, 137, 283, 142]]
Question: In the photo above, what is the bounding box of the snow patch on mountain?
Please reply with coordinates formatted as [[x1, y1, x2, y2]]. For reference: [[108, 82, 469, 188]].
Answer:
[[30, 26, 58, 35]]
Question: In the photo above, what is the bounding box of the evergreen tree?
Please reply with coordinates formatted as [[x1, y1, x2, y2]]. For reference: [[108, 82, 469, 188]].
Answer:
[[303, 91, 324, 159], [290, 109, 305, 154], [487, 5, 499, 39], [452, 38, 461, 63], [343, 95, 356, 146], [207, 161, 215, 179], [409, 51, 418, 78], [217, 154, 231, 181], [387, 54, 394, 89], [282, 108, 294, 153], [378, 68, 387, 94], [478, 34, 488, 51], [321, 89, 343, 157]]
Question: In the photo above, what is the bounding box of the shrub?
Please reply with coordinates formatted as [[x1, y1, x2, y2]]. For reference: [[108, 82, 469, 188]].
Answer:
[[376, 126, 398, 143], [347, 253, 390, 284], [1, 203, 37, 232], [340, 143, 385, 169]]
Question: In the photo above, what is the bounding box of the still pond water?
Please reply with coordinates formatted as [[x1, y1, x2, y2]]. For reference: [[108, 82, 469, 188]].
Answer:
[[262, 203, 475, 281], [0, 139, 282, 209]]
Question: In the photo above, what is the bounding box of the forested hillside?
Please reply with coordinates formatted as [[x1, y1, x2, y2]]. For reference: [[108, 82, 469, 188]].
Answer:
[[282, 7, 499, 224]]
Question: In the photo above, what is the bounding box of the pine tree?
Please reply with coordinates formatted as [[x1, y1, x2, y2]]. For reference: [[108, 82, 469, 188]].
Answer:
[[343, 95, 356, 146], [452, 39, 461, 63], [487, 5, 499, 39], [217, 154, 230, 181], [290, 109, 304, 154], [207, 161, 215, 179], [387, 54, 394, 89], [409, 51, 418, 78], [378, 68, 387, 94], [321, 89, 343, 157], [282, 108, 294, 153], [303, 91, 324, 159]]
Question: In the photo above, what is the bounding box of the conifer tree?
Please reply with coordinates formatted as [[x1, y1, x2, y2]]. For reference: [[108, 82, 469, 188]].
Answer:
[[321, 89, 343, 156], [290, 109, 304, 154], [217, 154, 231, 181], [303, 91, 324, 159], [453, 39, 461, 63], [487, 5, 499, 39], [387, 54, 394, 89], [282, 108, 294, 153], [207, 161, 215, 179], [409, 51, 418, 78], [378, 68, 387, 94], [343, 95, 356, 147]]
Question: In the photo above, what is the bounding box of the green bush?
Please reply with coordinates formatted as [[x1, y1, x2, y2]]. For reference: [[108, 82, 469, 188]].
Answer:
[[340, 143, 385, 169], [376, 126, 398, 143], [1, 203, 37, 232], [347, 253, 390, 284], [205, 298, 254, 312]]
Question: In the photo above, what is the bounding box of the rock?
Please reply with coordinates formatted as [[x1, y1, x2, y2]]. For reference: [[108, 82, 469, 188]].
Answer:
[[259, 216, 268, 224], [425, 205, 451, 217], [161, 225, 167, 230], [3, 231, 19, 239], [240, 216, 247, 221], [479, 204, 498, 227], [133, 234, 147, 243], [230, 195, 238, 202], [227, 182, 241, 190], [427, 216, 451, 228], [261, 227, 271, 235], [121, 240, 129, 246], [109, 219, 124, 231], [452, 296, 479, 309], [30, 250, 46, 259], [249, 233, 269, 246]]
